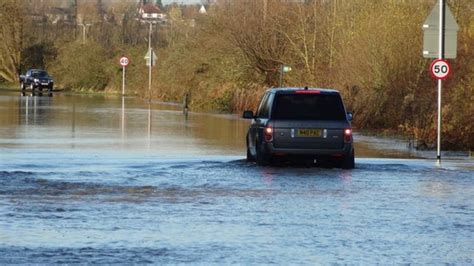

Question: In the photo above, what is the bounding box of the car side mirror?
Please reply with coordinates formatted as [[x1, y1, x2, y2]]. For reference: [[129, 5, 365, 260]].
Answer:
[[243, 110, 254, 119], [347, 112, 353, 122]]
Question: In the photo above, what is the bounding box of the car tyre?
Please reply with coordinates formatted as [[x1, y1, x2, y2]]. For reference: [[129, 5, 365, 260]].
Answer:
[[246, 147, 255, 162], [48, 85, 53, 92], [256, 143, 271, 166], [20, 82, 25, 91], [29, 83, 34, 91], [341, 150, 355, 169], [246, 137, 255, 162]]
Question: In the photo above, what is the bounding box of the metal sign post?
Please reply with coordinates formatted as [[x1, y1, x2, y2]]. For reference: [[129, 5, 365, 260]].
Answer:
[[144, 48, 157, 101], [122, 66, 126, 95], [437, 0, 445, 162], [423, 0, 458, 162], [119, 56, 130, 96]]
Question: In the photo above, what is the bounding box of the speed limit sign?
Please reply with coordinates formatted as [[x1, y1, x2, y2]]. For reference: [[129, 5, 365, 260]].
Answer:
[[119, 56, 130, 67], [430, 59, 451, 80]]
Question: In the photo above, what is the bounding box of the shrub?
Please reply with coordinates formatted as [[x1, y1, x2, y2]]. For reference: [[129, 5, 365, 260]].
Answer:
[[49, 41, 110, 90]]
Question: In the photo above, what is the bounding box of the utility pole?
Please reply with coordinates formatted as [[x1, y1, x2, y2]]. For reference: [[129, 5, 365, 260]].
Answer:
[[141, 4, 161, 101], [142, 20, 156, 102], [73, 0, 78, 40]]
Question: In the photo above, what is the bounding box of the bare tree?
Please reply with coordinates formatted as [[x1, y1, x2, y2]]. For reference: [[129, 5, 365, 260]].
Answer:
[[215, 0, 289, 86], [0, 0, 23, 82]]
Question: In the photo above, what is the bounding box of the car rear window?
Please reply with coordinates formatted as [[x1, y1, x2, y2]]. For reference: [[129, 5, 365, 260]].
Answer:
[[272, 93, 346, 120], [32, 71, 48, 78]]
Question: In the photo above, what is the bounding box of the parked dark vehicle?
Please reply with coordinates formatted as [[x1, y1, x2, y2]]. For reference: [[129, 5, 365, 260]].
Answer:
[[243, 88, 355, 169], [20, 69, 54, 92]]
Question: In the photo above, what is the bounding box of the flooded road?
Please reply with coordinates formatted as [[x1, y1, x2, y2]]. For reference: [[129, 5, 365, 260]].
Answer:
[[1, 90, 473, 263]]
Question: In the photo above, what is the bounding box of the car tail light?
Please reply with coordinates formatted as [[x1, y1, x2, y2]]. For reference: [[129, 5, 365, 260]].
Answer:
[[264, 125, 273, 142], [344, 128, 352, 143]]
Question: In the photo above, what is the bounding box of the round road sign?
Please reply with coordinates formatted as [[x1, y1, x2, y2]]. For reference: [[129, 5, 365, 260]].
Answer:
[[430, 59, 451, 80], [119, 56, 130, 67]]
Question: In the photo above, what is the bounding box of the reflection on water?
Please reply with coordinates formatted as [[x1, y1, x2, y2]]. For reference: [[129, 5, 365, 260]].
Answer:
[[0, 90, 249, 155], [0, 89, 454, 158], [20, 91, 54, 98], [148, 103, 152, 145], [18, 92, 53, 126], [121, 96, 125, 138]]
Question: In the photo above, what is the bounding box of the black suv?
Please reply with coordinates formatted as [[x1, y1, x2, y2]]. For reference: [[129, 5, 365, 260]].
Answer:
[[243, 88, 354, 168], [20, 69, 54, 92]]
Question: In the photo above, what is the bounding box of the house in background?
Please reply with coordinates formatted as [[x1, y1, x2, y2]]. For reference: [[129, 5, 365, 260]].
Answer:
[[199, 5, 207, 15], [138, 2, 167, 24]]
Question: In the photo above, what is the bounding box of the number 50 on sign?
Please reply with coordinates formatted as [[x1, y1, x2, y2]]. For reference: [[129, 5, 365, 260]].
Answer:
[[430, 59, 451, 80]]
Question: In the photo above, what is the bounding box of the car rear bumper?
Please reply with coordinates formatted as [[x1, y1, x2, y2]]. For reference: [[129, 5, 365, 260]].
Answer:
[[33, 82, 53, 88], [262, 142, 353, 157]]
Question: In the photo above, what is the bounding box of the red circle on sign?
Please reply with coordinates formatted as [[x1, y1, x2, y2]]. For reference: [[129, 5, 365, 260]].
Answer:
[[430, 59, 451, 80], [119, 56, 130, 67]]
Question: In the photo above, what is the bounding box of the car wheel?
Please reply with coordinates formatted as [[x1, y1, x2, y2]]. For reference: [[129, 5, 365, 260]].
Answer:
[[29, 83, 34, 91], [256, 143, 271, 166], [246, 137, 255, 162], [341, 150, 355, 169], [246, 147, 255, 162], [48, 85, 53, 92], [20, 82, 25, 91]]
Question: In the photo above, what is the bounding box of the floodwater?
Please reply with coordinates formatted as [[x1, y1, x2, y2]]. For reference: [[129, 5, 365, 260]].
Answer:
[[0, 90, 473, 264]]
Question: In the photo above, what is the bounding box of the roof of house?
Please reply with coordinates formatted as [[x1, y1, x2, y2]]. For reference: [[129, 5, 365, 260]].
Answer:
[[140, 3, 162, 14]]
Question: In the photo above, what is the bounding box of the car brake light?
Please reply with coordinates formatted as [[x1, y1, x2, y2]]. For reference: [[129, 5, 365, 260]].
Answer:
[[344, 128, 352, 143], [295, 90, 321, 94], [264, 125, 273, 142]]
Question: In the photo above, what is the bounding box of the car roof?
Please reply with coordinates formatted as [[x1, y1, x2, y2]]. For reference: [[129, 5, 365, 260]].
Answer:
[[267, 87, 340, 94]]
